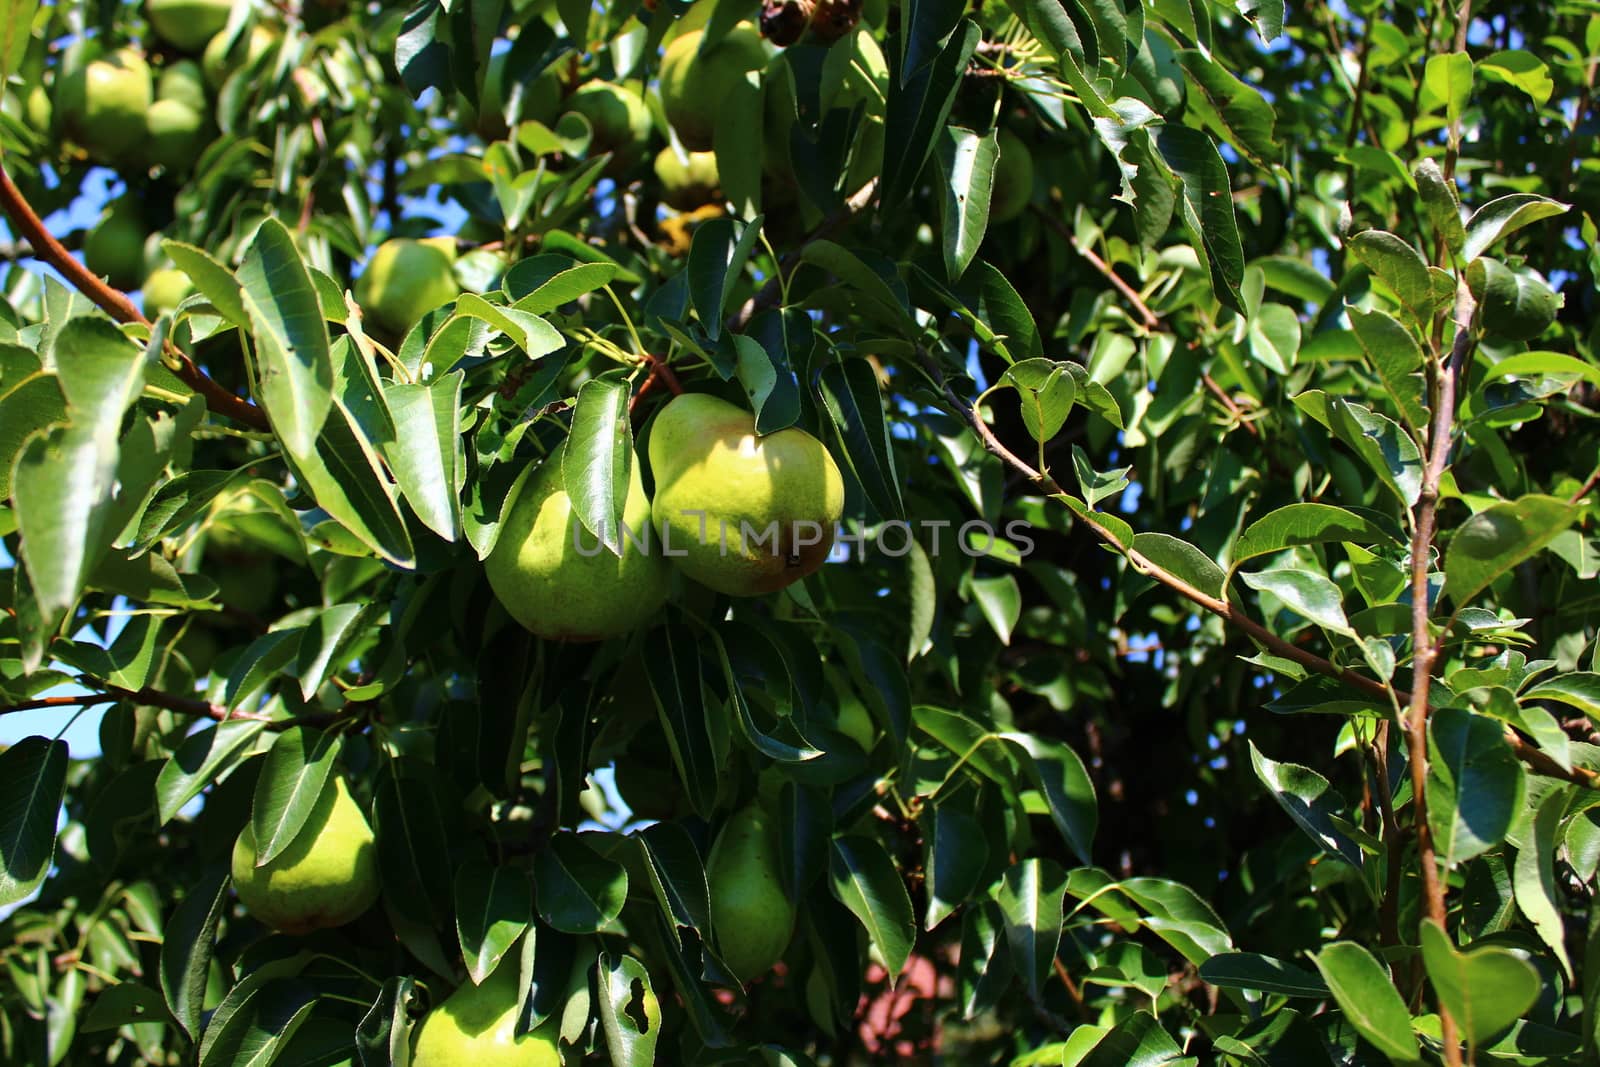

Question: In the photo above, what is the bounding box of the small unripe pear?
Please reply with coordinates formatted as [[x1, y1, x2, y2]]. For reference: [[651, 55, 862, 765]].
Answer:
[[145, 99, 207, 171], [567, 80, 651, 158], [659, 25, 767, 151], [230, 776, 380, 935], [707, 805, 794, 981], [157, 60, 208, 112], [485, 445, 671, 641], [58, 48, 153, 163], [411, 959, 561, 1066], [354, 238, 460, 339], [649, 393, 844, 596], [990, 129, 1035, 223], [84, 201, 149, 291], [203, 24, 276, 89], [654, 147, 720, 210], [147, 0, 236, 53], [143, 267, 195, 318]]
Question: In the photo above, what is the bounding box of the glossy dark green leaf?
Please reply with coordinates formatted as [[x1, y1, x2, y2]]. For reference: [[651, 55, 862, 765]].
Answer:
[[1230, 503, 1398, 575], [1347, 306, 1428, 430], [1444, 495, 1575, 607], [937, 126, 996, 282], [156, 721, 267, 825], [643, 621, 722, 817], [534, 832, 628, 934], [1419, 919, 1540, 1047], [818, 358, 903, 521], [688, 216, 762, 341], [596, 953, 660, 1067], [828, 834, 915, 979], [636, 822, 710, 934], [250, 727, 340, 867], [82, 981, 173, 1033], [882, 19, 979, 206], [563, 377, 632, 556], [1248, 742, 1365, 871], [1312, 942, 1421, 1064], [1463, 193, 1568, 262], [709, 624, 823, 763], [995, 857, 1066, 1001], [957, 899, 1011, 1020], [0, 736, 68, 907], [922, 803, 985, 930], [373, 765, 453, 930], [1525, 672, 1600, 721], [1003, 733, 1097, 866], [1513, 789, 1572, 977], [1077, 1010, 1194, 1067], [1156, 125, 1244, 313], [284, 399, 416, 566], [1176, 50, 1279, 168], [1428, 709, 1523, 868], [505, 255, 623, 314], [455, 859, 532, 985], [1199, 952, 1329, 997], [384, 370, 464, 542], [1469, 256, 1561, 341], [355, 976, 416, 1067], [238, 218, 334, 459], [739, 309, 802, 435], [159, 867, 230, 1041], [775, 781, 832, 902]]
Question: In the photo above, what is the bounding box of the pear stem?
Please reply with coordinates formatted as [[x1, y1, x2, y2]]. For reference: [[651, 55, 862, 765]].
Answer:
[[0, 160, 271, 431]]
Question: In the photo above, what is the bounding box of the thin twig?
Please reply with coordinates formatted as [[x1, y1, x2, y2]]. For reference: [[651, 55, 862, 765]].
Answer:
[[628, 352, 684, 416], [0, 162, 270, 430], [2, 683, 361, 732]]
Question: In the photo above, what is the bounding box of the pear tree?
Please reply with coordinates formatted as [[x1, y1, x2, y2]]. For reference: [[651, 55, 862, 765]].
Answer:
[[0, 1, 1597, 1065]]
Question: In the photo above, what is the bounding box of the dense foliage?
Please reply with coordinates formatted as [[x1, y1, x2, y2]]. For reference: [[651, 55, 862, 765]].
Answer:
[[1, 0, 1598, 1063]]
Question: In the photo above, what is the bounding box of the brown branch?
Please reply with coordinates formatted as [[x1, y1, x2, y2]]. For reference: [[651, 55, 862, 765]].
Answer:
[[2, 683, 361, 733], [0, 162, 270, 431], [726, 177, 879, 333], [1570, 464, 1600, 506], [629, 352, 684, 416]]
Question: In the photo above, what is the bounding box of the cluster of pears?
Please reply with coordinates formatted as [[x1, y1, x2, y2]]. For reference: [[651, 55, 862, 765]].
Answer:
[[230, 775, 380, 935], [485, 392, 844, 641]]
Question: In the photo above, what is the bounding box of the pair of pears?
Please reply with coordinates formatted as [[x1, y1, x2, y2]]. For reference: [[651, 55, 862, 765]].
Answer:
[[485, 393, 844, 641]]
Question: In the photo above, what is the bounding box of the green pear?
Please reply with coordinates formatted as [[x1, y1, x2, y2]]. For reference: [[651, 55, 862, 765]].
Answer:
[[145, 98, 207, 171], [203, 24, 276, 89], [654, 146, 720, 210], [157, 60, 209, 112], [57, 47, 153, 163], [143, 266, 195, 318], [411, 959, 562, 1067], [84, 201, 149, 291], [148, 0, 235, 53], [25, 84, 51, 133], [567, 80, 651, 157], [659, 24, 767, 151], [707, 805, 794, 982], [649, 393, 844, 596], [485, 445, 671, 640], [230, 775, 380, 934], [354, 238, 460, 338], [990, 129, 1035, 223]]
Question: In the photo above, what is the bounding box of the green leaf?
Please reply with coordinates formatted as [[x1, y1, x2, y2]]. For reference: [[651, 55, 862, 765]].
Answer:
[[0, 348, 66, 503], [455, 859, 532, 985], [1515, 789, 1575, 978], [1156, 125, 1245, 313], [1477, 49, 1553, 104], [995, 857, 1066, 1002], [159, 868, 230, 1041], [1348, 230, 1435, 324], [284, 400, 416, 567], [294, 603, 369, 702], [156, 721, 267, 825], [237, 218, 335, 460], [712, 67, 763, 220], [1199, 952, 1329, 998], [1131, 533, 1225, 600], [163, 241, 248, 327], [1072, 445, 1132, 509], [451, 295, 565, 361], [1525, 673, 1600, 721], [563, 377, 632, 556], [1422, 51, 1474, 130], [687, 216, 762, 340], [1003, 733, 1097, 867], [1176, 50, 1279, 168], [1001, 359, 1077, 443], [1347, 307, 1428, 430], [0, 736, 67, 907], [1413, 159, 1466, 258], [596, 953, 660, 1067], [643, 622, 721, 818], [82, 982, 172, 1033], [635, 821, 711, 934], [818, 358, 903, 521], [969, 574, 1021, 645], [505, 255, 623, 314], [1247, 742, 1365, 871], [922, 804, 986, 931], [1469, 256, 1562, 341], [355, 976, 416, 1067], [1419, 919, 1540, 1048], [882, 19, 980, 206], [801, 240, 915, 335], [1247, 301, 1300, 374], [828, 834, 916, 979], [373, 766, 453, 931], [250, 728, 341, 867], [1240, 567, 1353, 636], [1230, 503, 1397, 575], [1444, 495, 1576, 607], [1295, 392, 1424, 506], [0, 0, 38, 83], [1312, 942, 1422, 1064], [1076, 1010, 1194, 1067], [1428, 708, 1523, 868], [710, 623, 824, 763], [533, 832, 628, 934], [958, 900, 1012, 1020], [1463, 194, 1569, 261], [937, 126, 996, 282]]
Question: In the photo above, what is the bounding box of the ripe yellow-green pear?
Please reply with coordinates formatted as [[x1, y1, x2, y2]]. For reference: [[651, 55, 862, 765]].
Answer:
[[145, 99, 206, 171], [25, 85, 50, 132], [486, 445, 671, 640], [411, 959, 562, 1067], [354, 238, 460, 338], [990, 129, 1035, 223], [230, 775, 380, 934], [203, 24, 276, 89], [143, 267, 194, 318], [567, 80, 651, 158], [84, 201, 149, 291], [707, 805, 794, 982], [157, 60, 208, 112], [654, 147, 720, 210], [148, 0, 235, 53], [649, 393, 844, 596], [659, 24, 767, 151], [58, 47, 153, 163]]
